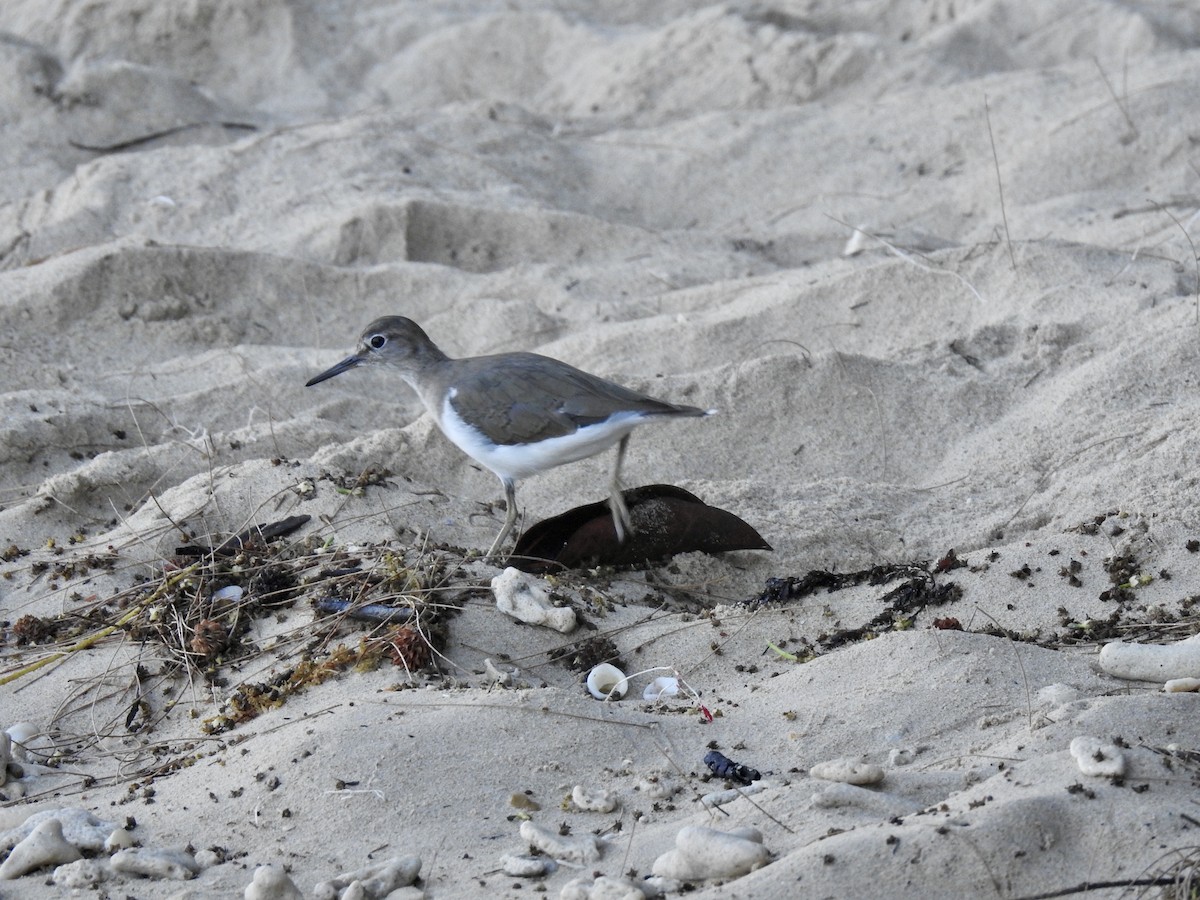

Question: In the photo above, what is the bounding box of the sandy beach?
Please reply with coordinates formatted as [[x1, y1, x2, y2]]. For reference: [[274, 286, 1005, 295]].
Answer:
[[3, 2, 1200, 897]]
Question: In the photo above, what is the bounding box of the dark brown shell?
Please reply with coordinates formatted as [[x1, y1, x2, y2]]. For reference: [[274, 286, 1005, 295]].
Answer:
[[511, 484, 771, 573]]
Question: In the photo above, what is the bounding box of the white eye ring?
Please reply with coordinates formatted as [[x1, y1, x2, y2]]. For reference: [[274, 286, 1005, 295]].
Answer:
[[368, 334, 387, 350]]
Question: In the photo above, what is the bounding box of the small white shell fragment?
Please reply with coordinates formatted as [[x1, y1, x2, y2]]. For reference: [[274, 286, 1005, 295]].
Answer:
[[1069, 736, 1126, 777], [809, 758, 885, 785], [212, 584, 244, 603], [492, 568, 577, 633], [701, 782, 767, 809], [519, 820, 602, 864], [585, 663, 629, 700], [1165, 677, 1200, 692], [887, 748, 915, 767], [561, 874, 647, 899], [245, 863, 304, 900], [311, 856, 421, 900], [110, 846, 199, 880], [643, 676, 679, 701], [1098, 633, 1200, 682], [651, 825, 769, 881], [572, 785, 619, 812], [0, 818, 83, 879], [500, 853, 552, 877], [53, 858, 109, 888], [104, 826, 136, 851]]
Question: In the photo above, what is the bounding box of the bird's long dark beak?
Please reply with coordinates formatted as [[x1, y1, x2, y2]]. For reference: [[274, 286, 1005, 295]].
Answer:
[[305, 354, 364, 387]]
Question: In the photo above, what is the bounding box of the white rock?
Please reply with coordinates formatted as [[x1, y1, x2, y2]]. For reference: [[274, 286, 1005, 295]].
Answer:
[[1165, 677, 1200, 693], [572, 785, 619, 812], [341, 882, 366, 900], [1098, 634, 1200, 682], [887, 748, 916, 767], [561, 874, 646, 899], [492, 568, 577, 633], [312, 856, 421, 899], [53, 857, 109, 888], [809, 758, 885, 785], [650, 825, 769, 881], [0, 808, 117, 853], [245, 864, 303, 900], [519, 820, 602, 864], [501, 853, 552, 877], [0, 818, 83, 879], [111, 847, 199, 880], [701, 782, 766, 809], [1069, 736, 1126, 777]]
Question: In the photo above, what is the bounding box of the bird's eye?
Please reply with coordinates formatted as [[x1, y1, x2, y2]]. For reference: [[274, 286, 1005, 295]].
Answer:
[[368, 334, 386, 350]]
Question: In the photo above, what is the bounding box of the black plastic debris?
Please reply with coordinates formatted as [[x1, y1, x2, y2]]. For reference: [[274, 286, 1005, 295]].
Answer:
[[704, 750, 761, 786]]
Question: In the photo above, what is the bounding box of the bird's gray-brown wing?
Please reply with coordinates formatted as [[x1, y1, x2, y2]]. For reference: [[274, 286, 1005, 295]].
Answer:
[[449, 353, 706, 446]]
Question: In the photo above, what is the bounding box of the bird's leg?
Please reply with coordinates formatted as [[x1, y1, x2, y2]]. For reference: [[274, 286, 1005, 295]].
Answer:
[[487, 477, 519, 560], [608, 435, 634, 542]]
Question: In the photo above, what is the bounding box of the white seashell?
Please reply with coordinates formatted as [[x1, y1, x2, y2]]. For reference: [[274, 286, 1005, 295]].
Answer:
[[586, 663, 629, 700], [643, 676, 679, 701], [212, 585, 244, 603]]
